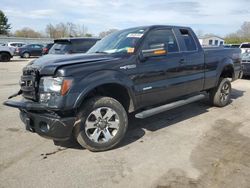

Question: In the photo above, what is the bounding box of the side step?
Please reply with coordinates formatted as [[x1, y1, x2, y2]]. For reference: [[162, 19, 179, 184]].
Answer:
[[135, 94, 206, 119]]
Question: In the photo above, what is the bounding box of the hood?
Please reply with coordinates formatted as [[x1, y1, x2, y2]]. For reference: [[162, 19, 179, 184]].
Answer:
[[26, 53, 117, 75]]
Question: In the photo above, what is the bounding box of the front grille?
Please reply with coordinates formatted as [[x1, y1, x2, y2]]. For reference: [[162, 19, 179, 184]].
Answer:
[[21, 67, 39, 100]]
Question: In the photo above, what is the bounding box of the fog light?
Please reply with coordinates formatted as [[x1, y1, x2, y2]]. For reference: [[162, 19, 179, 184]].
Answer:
[[39, 122, 50, 132], [40, 93, 51, 103]]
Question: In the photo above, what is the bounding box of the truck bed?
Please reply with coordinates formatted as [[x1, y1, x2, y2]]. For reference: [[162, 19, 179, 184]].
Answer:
[[203, 47, 241, 90]]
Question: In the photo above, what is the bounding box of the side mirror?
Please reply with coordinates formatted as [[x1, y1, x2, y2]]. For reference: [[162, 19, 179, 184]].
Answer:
[[140, 43, 167, 61]]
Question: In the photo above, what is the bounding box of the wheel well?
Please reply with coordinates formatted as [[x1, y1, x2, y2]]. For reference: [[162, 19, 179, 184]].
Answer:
[[220, 65, 234, 79], [0, 51, 11, 56], [83, 83, 134, 112]]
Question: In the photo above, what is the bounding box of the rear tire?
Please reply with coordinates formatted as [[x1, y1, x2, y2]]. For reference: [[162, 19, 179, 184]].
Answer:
[[22, 52, 30, 58], [74, 96, 128, 152], [0, 52, 11, 62], [209, 78, 231, 107]]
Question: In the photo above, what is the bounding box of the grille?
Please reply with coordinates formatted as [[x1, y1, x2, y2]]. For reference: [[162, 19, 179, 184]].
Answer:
[[21, 67, 39, 100]]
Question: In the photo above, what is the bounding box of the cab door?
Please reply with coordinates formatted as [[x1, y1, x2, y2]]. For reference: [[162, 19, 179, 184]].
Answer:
[[136, 28, 186, 107]]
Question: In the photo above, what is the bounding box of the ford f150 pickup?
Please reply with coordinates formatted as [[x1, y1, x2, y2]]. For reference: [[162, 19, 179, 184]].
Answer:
[[4, 25, 242, 151]]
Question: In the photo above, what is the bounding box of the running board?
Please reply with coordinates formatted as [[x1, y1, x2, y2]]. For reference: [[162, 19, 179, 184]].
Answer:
[[135, 94, 206, 119]]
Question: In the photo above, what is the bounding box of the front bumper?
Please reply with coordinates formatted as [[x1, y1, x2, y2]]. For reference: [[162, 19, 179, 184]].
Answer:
[[242, 63, 250, 76], [4, 100, 76, 141]]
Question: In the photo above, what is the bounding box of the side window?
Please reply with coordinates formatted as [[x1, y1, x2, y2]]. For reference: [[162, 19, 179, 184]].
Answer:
[[180, 29, 197, 51], [142, 29, 179, 53], [34, 45, 42, 49], [72, 40, 97, 53]]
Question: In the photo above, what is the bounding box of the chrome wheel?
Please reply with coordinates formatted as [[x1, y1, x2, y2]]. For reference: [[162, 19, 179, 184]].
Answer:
[[85, 107, 120, 143], [220, 82, 230, 102]]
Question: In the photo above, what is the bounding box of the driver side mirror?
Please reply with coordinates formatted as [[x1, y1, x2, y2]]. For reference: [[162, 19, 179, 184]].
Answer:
[[139, 43, 167, 61]]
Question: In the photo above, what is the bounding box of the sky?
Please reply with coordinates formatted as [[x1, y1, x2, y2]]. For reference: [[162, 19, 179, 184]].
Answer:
[[1, 0, 250, 37]]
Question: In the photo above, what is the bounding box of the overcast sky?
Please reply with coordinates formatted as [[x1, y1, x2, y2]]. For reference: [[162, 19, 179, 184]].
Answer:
[[2, 0, 250, 36]]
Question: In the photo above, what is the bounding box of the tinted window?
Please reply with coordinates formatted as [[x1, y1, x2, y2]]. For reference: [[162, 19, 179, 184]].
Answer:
[[180, 29, 197, 51], [49, 42, 71, 54], [241, 44, 250, 48], [142, 29, 179, 53], [34, 44, 43, 48], [72, 40, 98, 53]]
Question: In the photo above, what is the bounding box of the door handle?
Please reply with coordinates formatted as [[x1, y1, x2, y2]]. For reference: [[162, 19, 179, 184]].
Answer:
[[179, 59, 185, 64]]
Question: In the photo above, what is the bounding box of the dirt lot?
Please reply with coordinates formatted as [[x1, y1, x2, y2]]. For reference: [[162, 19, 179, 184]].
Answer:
[[0, 57, 250, 188]]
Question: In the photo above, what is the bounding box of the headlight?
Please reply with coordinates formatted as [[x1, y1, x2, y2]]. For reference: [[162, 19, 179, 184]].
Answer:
[[39, 77, 73, 95]]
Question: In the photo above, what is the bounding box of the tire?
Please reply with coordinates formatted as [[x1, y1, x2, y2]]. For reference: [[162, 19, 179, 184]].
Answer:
[[74, 96, 128, 152], [209, 78, 231, 107], [22, 52, 30, 58], [0, 52, 11, 62]]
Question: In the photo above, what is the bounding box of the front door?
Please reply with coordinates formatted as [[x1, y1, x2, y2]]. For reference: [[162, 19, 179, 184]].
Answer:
[[136, 28, 186, 107]]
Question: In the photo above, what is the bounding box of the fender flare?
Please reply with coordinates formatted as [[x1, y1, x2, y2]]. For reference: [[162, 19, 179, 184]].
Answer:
[[215, 57, 235, 85]]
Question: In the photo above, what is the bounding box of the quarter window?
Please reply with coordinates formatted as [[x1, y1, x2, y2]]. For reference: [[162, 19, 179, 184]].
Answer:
[[180, 29, 197, 51]]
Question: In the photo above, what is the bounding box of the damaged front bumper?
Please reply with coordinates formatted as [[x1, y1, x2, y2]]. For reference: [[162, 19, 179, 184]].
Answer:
[[4, 100, 76, 141]]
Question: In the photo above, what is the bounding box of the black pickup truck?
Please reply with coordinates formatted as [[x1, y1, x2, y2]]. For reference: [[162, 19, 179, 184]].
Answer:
[[4, 25, 242, 151]]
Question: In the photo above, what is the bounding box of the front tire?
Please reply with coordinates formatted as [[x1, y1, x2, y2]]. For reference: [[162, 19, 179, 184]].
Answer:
[[74, 97, 128, 152], [0, 52, 11, 62], [209, 78, 231, 107]]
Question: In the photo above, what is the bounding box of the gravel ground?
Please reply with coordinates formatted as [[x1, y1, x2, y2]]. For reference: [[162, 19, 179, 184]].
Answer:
[[0, 57, 250, 188]]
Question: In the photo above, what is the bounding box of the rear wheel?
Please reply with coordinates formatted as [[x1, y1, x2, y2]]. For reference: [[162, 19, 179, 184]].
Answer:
[[209, 78, 231, 107], [0, 52, 11, 62], [22, 52, 30, 58], [74, 96, 128, 151]]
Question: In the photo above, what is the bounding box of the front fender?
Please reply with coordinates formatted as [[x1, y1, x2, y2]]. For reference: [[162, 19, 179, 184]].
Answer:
[[73, 70, 136, 109]]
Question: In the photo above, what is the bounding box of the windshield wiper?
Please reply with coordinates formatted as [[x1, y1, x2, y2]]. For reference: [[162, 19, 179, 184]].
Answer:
[[94, 51, 109, 54]]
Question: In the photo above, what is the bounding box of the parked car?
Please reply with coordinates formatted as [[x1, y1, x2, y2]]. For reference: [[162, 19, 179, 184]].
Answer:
[[242, 52, 250, 76], [48, 37, 100, 54], [240, 42, 250, 53], [7, 42, 27, 54], [4, 25, 242, 151], [42, 43, 54, 55], [17, 44, 44, 58], [0, 46, 14, 62]]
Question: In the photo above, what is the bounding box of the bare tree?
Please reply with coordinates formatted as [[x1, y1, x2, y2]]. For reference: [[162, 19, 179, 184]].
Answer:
[[45, 22, 92, 38], [225, 21, 250, 44], [99, 29, 119, 38], [14, 27, 42, 38]]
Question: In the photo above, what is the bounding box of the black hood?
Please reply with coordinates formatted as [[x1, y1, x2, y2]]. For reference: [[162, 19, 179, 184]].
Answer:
[[26, 53, 117, 75]]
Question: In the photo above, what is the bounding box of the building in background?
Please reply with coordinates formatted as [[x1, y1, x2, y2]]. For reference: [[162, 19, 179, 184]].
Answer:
[[199, 35, 224, 46]]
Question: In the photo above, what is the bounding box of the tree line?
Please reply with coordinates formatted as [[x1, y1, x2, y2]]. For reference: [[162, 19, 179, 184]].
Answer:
[[0, 10, 249, 42]]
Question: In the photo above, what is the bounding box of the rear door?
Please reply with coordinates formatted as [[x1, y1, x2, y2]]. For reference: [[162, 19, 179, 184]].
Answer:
[[174, 28, 205, 93], [136, 28, 186, 107], [33, 44, 43, 56]]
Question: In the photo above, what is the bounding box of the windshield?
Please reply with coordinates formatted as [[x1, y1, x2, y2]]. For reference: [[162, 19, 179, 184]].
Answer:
[[241, 44, 250, 48], [87, 27, 147, 54]]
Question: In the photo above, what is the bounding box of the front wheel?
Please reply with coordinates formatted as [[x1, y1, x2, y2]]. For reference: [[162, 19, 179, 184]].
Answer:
[[74, 97, 128, 152], [209, 78, 231, 107], [0, 52, 11, 62]]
